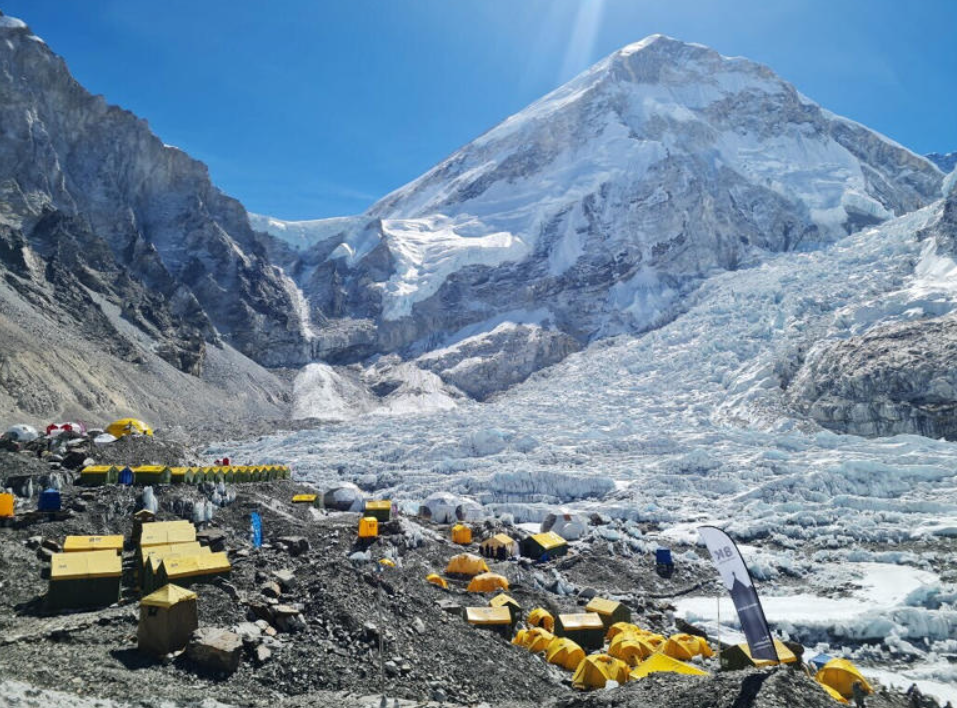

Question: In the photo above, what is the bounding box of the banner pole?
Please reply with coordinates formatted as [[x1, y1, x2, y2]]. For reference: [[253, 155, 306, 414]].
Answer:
[[716, 584, 721, 670]]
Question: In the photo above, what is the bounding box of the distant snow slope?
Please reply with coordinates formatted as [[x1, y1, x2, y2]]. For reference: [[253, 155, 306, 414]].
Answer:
[[926, 151, 957, 174], [258, 35, 942, 388]]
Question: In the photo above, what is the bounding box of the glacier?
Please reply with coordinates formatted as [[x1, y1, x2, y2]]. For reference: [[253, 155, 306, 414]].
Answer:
[[228, 191, 957, 704]]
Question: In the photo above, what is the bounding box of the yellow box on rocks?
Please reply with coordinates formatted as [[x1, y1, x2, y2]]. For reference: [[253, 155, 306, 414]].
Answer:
[[63, 535, 124, 554]]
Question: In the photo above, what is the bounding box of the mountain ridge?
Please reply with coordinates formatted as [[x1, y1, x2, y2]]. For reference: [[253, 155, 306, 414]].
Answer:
[[0, 15, 947, 423]]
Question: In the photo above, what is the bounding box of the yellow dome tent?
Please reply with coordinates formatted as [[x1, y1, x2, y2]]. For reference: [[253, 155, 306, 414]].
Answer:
[[525, 627, 555, 653], [451, 524, 472, 545], [445, 553, 489, 577], [106, 418, 153, 438], [572, 654, 631, 690], [606, 621, 643, 641], [609, 634, 656, 666], [815, 659, 873, 700], [722, 639, 798, 669], [425, 573, 449, 590], [661, 633, 713, 660], [528, 607, 555, 632], [467, 572, 509, 593], [545, 637, 585, 671], [630, 653, 708, 680]]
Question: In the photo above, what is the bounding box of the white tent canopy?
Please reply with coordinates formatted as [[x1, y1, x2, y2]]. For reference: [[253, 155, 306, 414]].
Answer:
[[5, 424, 38, 442], [420, 492, 460, 523], [542, 512, 588, 540]]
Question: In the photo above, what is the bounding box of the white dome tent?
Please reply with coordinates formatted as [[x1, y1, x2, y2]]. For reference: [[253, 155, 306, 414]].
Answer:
[[419, 492, 459, 524], [541, 512, 588, 541], [5, 424, 38, 442]]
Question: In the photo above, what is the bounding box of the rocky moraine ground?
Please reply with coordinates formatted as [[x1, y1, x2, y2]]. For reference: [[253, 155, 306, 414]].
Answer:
[[0, 432, 951, 708]]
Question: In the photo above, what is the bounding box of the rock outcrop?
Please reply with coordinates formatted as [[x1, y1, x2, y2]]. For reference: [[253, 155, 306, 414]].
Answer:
[[788, 183, 957, 440], [788, 314, 957, 439], [0, 16, 312, 371]]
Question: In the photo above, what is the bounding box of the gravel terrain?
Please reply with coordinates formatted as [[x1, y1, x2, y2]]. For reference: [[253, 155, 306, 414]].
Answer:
[[0, 454, 944, 708]]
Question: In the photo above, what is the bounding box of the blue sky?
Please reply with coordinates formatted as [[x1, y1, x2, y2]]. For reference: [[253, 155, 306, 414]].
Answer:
[[5, 0, 955, 220]]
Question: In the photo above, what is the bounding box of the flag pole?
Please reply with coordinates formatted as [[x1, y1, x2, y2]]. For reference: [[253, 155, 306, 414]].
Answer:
[[716, 583, 722, 670]]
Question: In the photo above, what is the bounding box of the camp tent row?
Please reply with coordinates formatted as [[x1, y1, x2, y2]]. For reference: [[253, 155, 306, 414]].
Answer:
[[80, 464, 291, 486]]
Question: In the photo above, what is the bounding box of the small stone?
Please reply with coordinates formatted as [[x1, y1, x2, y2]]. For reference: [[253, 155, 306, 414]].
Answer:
[[196, 528, 226, 552], [261, 581, 281, 599], [431, 688, 447, 703], [254, 644, 272, 665], [26, 536, 42, 550], [412, 617, 426, 635], [41, 538, 61, 553], [272, 568, 296, 591], [276, 536, 309, 556]]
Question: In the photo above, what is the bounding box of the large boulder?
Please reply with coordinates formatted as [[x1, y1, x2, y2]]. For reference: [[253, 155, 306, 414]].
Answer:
[[187, 627, 243, 674], [322, 483, 365, 512]]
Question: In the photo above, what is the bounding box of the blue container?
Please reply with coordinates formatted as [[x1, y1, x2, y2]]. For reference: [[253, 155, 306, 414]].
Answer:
[[118, 467, 134, 485], [655, 548, 673, 566], [249, 511, 263, 548], [38, 488, 61, 512]]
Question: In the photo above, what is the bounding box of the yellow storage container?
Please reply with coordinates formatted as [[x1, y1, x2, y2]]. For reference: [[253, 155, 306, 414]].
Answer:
[[0, 492, 14, 518], [358, 516, 378, 539], [63, 535, 124, 554]]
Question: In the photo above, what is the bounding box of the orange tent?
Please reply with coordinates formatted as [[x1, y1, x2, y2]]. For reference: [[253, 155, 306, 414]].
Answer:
[[466, 572, 509, 593], [528, 607, 555, 632], [572, 654, 631, 690]]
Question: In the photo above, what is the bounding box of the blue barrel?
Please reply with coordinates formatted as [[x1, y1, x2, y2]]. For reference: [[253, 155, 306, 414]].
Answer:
[[118, 467, 134, 485], [38, 488, 62, 512], [655, 548, 673, 566]]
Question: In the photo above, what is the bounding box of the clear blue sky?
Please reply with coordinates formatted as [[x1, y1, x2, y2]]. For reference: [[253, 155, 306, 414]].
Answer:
[[4, 1, 955, 220]]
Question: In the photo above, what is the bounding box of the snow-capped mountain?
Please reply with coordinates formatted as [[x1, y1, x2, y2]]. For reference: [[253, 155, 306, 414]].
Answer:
[[0, 12, 948, 426], [926, 151, 957, 174], [260, 35, 943, 400]]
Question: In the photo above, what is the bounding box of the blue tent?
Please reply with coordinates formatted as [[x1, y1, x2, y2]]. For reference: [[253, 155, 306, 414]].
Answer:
[[655, 548, 674, 565], [118, 466, 134, 485], [808, 653, 833, 672], [38, 488, 61, 512]]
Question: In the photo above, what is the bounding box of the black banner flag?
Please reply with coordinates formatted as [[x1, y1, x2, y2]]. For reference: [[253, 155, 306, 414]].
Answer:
[[698, 525, 778, 662]]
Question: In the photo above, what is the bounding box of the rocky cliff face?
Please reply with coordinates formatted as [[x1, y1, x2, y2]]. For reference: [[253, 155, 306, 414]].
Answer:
[[0, 14, 313, 372], [261, 35, 943, 400], [788, 314, 957, 439], [786, 182, 957, 439]]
